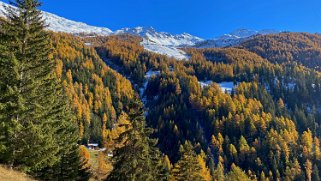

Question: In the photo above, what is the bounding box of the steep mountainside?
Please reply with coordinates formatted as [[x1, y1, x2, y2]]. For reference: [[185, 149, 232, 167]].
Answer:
[[51, 33, 135, 145], [90, 33, 321, 181]]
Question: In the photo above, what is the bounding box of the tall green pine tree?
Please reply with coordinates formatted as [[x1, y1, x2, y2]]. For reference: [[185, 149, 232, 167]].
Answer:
[[0, 30, 21, 166], [0, 0, 79, 179]]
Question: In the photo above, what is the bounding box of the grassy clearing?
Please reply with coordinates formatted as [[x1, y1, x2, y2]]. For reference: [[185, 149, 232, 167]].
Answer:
[[0, 165, 35, 181]]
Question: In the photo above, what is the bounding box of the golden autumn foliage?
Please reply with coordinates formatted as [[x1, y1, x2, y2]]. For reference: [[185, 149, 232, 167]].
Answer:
[[46, 32, 321, 180], [240, 32, 321, 71], [79, 145, 91, 173], [50, 32, 135, 144]]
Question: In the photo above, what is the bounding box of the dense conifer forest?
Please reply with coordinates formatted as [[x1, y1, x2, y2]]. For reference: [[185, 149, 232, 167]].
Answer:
[[1, 0, 321, 181]]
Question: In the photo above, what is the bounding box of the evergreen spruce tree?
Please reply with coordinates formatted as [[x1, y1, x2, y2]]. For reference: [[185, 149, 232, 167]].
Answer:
[[0, 30, 21, 166], [36, 123, 80, 180], [0, 0, 79, 178], [106, 96, 167, 181]]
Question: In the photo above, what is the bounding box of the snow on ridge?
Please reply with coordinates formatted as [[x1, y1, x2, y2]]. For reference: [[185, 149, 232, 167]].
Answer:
[[116, 26, 203, 47], [227, 28, 279, 39], [0, 1, 113, 35], [42, 11, 112, 35], [115, 26, 203, 60], [195, 28, 280, 48]]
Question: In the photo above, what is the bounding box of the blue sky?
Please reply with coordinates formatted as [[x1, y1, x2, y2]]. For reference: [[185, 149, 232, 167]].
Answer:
[[3, 0, 321, 38]]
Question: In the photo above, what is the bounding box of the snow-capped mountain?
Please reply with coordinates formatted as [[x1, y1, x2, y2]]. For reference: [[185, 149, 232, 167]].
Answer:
[[115, 27, 204, 60], [227, 29, 277, 38], [0, 1, 282, 60], [116, 27, 203, 47], [0, 0, 200, 60], [0, 1, 112, 35], [195, 29, 280, 48]]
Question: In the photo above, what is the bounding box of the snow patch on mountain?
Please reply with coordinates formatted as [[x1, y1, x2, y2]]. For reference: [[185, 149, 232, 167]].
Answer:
[[116, 27, 203, 60], [42, 12, 112, 35], [139, 70, 161, 103], [144, 43, 189, 60], [0, 1, 113, 35], [116, 27, 203, 46], [196, 28, 280, 48]]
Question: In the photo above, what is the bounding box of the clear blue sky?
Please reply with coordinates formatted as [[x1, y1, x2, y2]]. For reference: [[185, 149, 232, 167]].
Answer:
[[3, 0, 321, 38]]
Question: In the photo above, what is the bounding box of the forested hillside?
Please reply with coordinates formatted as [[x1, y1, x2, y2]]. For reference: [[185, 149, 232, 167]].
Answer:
[[51, 32, 135, 145], [91, 33, 321, 180], [2, 0, 321, 181], [0, 1, 161, 180], [239, 33, 321, 71]]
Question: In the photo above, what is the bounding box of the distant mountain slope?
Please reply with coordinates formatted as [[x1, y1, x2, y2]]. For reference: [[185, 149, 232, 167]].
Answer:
[[0, 1, 112, 35], [239, 32, 321, 70], [196, 29, 280, 48]]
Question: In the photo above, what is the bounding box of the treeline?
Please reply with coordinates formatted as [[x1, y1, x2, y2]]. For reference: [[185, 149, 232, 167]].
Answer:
[[90, 35, 178, 85]]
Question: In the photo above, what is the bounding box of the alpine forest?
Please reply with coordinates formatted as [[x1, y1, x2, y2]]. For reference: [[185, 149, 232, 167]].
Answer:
[[1, 0, 321, 181]]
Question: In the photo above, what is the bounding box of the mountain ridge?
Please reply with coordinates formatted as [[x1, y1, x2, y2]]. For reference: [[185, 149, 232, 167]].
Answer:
[[0, 1, 280, 60], [195, 28, 281, 48], [115, 26, 204, 47]]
